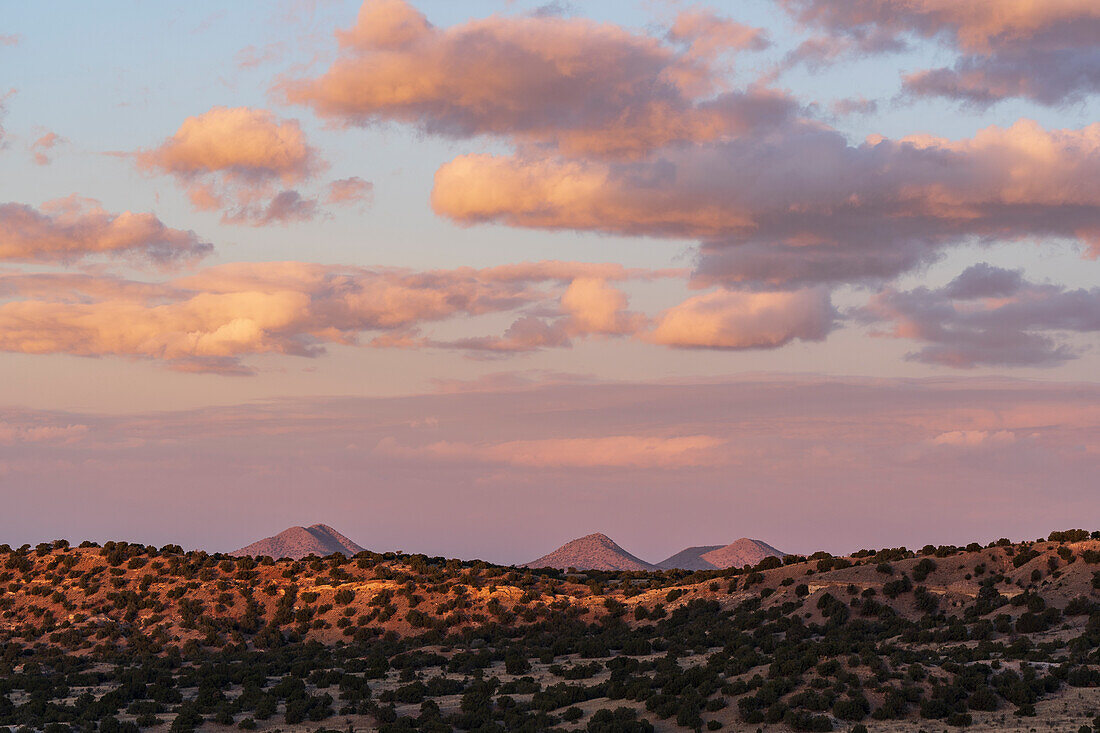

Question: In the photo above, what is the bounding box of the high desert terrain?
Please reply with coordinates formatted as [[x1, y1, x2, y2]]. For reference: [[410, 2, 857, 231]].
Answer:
[[2, 530, 1100, 732]]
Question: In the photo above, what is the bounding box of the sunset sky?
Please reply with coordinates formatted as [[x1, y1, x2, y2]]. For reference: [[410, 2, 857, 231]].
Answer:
[[2, 0, 1099, 563]]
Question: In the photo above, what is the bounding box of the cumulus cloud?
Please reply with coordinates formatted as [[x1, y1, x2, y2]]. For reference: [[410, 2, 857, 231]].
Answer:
[[649, 288, 835, 349], [0, 258, 829, 372], [779, 0, 1100, 106], [0, 261, 686, 373], [861, 263, 1100, 367], [135, 106, 330, 225], [282, 0, 784, 158], [434, 119, 1100, 289], [0, 196, 211, 265], [440, 277, 646, 354], [378, 434, 728, 468], [561, 278, 646, 336]]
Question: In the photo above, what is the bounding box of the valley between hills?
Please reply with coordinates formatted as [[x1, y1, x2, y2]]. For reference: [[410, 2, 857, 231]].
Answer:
[[2, 529, 1100, 732]]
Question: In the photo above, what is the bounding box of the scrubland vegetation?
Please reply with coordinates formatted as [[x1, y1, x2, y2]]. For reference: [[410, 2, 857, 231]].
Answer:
[[4, 531, 1100, 731]]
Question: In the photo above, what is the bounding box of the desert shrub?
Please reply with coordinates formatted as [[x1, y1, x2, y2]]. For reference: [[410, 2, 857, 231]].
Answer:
[[882, 575, 912, 599], [1049, 529, 1090, 543], [912, 558, 937, 582], [1013, 548, 1041, 568], [587, 707, 653, 733]]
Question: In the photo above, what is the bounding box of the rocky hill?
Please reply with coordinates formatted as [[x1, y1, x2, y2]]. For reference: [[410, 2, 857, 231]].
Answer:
[[524, 532, 657, 571], [231, 523, 364, 559]]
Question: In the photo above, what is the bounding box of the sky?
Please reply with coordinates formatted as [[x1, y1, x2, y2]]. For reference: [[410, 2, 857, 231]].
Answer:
[[1, 0, 1099, 563]]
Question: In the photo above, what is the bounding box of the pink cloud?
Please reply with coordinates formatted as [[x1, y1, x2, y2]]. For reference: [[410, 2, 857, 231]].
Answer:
[[649, 288, 835, 349], [0, 88, 14, 148], [135, 106, 327, 225], [0, 261, 682, 373], [30, 131, 64, 165], [434, 119, 1100, 289], [326, 176, 373, 206], [235, 42, 287, 70], [830, 96, 878, 116], [668, 8, 771, 57], [561, 278, 645, 336], [779, 0, 1100, 105], [378, 434, 728, 468], [0, 196, 211, 265], [931, 429, 1017, 448], [861, 262, 1100, 367], [282, 0, 785, 158], [0, 422, 87, 445]]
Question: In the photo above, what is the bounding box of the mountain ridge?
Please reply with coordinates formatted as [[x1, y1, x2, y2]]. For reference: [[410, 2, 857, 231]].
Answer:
[[525, 533, 785, 571]]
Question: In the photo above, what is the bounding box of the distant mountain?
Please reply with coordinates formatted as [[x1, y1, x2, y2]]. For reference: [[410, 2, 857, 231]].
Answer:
[[659, 538, 785, 570], [232, 524, 365, 559], [656, 545, 725, 571], [524, 533, 657, 571]]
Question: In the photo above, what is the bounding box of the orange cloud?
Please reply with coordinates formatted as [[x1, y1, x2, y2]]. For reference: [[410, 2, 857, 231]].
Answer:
[[0, 257, 831, 373], [0, 196, 211, 265], [282, 0, 786, 158], [649, 288, 835, 349], [0, 261, 683, 373], [561, 277, 645, 336], [432, 152, 753, 237], [135, 106, 327, 225]]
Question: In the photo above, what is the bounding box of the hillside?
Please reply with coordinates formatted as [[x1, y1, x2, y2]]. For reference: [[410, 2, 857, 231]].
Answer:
[[655, 544, 724, 570], [699, 537, 785, 569], [2, 530, 1100, 732], [524, 532, 658, 571], [231, 523, 364, 559]]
